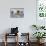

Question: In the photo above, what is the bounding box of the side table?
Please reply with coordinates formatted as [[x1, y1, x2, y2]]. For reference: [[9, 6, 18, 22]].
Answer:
[[4, 33, 18, 46]]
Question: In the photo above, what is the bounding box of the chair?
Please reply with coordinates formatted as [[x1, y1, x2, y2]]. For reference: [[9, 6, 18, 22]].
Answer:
[[18, 33, 30, 46]]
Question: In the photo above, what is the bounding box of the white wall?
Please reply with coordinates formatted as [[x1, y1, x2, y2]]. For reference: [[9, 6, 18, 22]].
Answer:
[[0, 0, 36, 42]]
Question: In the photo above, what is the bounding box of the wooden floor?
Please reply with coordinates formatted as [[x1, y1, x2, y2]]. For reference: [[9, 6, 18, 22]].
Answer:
[[0, 42, 46, 46]]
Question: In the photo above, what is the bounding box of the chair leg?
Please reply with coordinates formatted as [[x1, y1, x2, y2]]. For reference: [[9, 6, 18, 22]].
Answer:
[[4, 33, 7, 46], [17, 34, 18, 46], [4, 41, 7, 46]]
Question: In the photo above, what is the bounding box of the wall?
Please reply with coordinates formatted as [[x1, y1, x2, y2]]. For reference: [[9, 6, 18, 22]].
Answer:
[[0, 0, 36, 42]]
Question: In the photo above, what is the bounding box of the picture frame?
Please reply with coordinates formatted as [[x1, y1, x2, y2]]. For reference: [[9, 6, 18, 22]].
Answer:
[[10, 8, 24, 18], [36, 0, 46, 26]]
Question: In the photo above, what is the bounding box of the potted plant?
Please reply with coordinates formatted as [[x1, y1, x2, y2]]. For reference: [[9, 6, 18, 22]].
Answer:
[[33, 32, 46, 43]]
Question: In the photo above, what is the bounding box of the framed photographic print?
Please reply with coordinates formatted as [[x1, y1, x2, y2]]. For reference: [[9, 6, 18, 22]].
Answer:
[[10, 8, 24, 18], [36, 0, 46, 26], [37, 0, 46, 18]]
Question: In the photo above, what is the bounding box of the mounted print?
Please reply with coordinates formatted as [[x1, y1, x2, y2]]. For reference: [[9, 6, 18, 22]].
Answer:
[[37, 0, 46, 18], [10, 8, 24, 18], [36, 0, 46, 26]]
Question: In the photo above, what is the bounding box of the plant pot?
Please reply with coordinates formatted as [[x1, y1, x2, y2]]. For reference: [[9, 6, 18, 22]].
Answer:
[[37, 39, 45, 44], [37, 39, 40, 43], [40, 39, 45, 43]]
